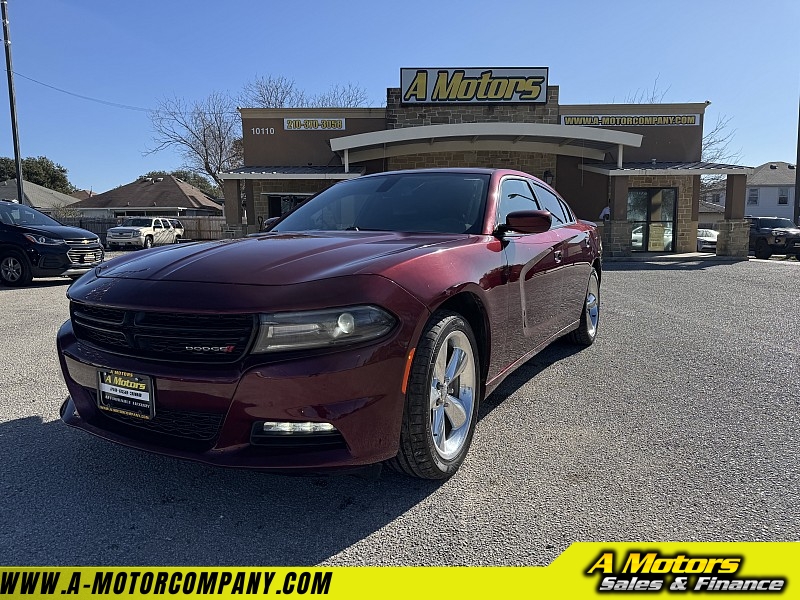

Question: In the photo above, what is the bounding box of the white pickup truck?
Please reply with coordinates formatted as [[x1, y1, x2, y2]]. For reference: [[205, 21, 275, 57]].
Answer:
[[106, 217, 177, 249]]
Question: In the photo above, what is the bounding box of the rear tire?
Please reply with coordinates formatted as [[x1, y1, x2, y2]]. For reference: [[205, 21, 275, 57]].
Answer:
[[568, 268, 600, 346], [0, 252, 33, 287], [755, 239, 772, 259], [387, 311, 480, 480]]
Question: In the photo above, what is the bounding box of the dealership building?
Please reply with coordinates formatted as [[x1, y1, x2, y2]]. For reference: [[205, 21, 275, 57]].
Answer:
[[220, 68, 752, 256]]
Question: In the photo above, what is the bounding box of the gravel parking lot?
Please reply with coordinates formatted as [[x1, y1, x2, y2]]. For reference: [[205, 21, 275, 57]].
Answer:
[[1, 258, 798, 566]]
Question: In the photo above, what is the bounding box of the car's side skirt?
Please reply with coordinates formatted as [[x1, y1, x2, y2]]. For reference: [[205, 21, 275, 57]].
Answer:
[[484, 318, 580, 397]]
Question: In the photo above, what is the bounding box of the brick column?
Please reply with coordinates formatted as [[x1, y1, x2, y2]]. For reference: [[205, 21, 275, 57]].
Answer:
[[243, 180, 256, 234], [716, 219, 749, 257], [223, 179, 242, 227], [610, 176, 628, 220], [602, 220, 633, 257], [716, 174, 749, 258]]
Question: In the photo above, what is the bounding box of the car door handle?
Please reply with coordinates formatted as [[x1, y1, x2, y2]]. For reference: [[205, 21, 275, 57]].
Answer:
[[554, 249, 563, 263]]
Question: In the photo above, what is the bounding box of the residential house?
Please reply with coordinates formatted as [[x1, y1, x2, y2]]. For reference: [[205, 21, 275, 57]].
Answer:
[[0, 178, 80, 214], [743, 162, 796, 220], [70, 175, 222, 218], [701, 162, 797, 222]]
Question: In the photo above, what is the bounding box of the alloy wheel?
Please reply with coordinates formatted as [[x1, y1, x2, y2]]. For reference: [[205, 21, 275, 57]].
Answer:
[[429, 330, 476, 461]]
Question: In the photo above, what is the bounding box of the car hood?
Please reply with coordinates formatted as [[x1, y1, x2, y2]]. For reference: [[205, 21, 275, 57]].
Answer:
[[95, 231, 464, 285], [18, 224, 99, 241]]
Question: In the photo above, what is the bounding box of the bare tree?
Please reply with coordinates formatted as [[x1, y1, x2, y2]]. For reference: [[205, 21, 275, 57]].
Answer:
[[238, 76, 369, 108], [148, 92, 242, 186], [238, 74, 305, 108], [624, 75, 671, 104], [307, 83, 369, 108], [148, 77, 370, 180], [619, 78, 742, 194]]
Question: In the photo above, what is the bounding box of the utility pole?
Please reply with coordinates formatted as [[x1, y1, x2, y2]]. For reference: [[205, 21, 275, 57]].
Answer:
[[1, 0, 24, 206], [795, 95, 799, 226]]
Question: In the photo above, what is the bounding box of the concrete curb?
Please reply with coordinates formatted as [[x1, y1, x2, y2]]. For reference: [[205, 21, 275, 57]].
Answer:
[[604, 253, 749, 263]]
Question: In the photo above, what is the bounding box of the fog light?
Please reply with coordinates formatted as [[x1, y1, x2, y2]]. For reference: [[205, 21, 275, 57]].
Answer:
[[261, 420, 337, 434]]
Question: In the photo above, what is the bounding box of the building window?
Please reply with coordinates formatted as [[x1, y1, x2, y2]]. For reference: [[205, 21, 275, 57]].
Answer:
[[778, 188, 789, 205], [747, 188, 759, 205], [712, 193, 720, 204]]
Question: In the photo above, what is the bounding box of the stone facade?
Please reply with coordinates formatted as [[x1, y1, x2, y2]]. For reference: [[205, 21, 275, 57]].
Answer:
[[251, 179, 336, 224], [601, 220, 634, 257], [627, 174, 696, 253], [386, 86, 560, 129], [715, 219, 749, 256], [388, 151, 555, 181]]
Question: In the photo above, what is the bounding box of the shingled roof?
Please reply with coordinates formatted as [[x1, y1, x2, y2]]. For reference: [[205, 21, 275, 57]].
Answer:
[[0, 178, 79, 210], [71, 175, 221, 213], [747, 162, 797, 187]]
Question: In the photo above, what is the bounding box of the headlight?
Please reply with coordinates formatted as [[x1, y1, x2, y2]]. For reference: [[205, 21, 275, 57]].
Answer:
[[252, 305, 396, 353], [23, 234, 64, 245], [132, 229, 143, 236]]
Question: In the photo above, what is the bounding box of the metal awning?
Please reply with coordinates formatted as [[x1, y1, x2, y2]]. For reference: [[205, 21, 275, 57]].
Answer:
[[219, 166, 365, 180], [579, 161, 753, 177], [329, 123, 643, 171]]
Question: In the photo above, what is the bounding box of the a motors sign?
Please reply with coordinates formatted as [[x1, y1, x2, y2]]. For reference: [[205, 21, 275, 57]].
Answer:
[[401, 68, 548, 104]]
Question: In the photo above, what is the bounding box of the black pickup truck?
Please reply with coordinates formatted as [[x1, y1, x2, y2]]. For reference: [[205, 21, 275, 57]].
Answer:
[[747, 216, 800, 260]]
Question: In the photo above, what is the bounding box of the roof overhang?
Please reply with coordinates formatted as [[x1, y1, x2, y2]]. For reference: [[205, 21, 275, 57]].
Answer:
[[579, 161, 753, 177], [329, 123, 643, 165], [219, 166, 365, 181]]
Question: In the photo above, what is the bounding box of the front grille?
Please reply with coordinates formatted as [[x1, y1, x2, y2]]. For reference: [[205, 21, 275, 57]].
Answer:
[[65, 238, 97, 247], [67, 248, 103, 264], [85, 389, 224, 448], [71, 302, 257, 363], [103, 406, 224, 441], [109, 232, 133, 238]]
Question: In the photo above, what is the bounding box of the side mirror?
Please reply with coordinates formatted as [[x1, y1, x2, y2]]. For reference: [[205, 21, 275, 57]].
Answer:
[[262, 216, 281, 231], [501, 210, 552, 234]]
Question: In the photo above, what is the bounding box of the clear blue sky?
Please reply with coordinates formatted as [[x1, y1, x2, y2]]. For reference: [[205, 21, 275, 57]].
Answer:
[[1, 0, 797, 193]]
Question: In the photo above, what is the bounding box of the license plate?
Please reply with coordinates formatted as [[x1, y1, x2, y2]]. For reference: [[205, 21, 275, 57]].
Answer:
[[97, 369, 154, 420]]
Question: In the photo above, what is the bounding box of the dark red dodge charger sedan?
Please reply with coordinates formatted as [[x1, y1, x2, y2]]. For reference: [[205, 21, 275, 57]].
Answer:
[[57, 168, 601, 479]]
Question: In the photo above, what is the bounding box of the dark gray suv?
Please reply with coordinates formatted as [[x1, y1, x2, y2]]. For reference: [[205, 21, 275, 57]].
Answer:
[[747, 216, 800, 260], [0, 200, 104, 286]]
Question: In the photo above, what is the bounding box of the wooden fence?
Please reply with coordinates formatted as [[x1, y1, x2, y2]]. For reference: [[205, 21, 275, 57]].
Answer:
[[58, 216, 229, 243]]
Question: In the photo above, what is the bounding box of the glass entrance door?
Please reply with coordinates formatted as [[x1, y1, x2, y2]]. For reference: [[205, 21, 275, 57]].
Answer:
[[627, 187, 677, 252]]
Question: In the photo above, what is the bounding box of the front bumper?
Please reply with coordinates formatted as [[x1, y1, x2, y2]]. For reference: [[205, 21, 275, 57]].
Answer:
[[56, 280, 428, 472], [27, 244, 104, 278], [771, 237, 800, 253], [107, 235, 146, 247]]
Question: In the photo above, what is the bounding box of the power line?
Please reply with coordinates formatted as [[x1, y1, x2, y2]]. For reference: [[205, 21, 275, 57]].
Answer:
[[8, 70, 152, 112]]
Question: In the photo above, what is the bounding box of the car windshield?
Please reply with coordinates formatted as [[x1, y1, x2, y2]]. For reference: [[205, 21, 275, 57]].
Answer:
[[272, 172, 491, 234], [122, 218, 153, 227], [0, 203, 61, 227], [759, 218, 795, 229]]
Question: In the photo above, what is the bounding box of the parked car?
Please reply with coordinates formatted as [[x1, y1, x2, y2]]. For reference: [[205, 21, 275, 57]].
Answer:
[[167, 218, 185, 241], [696, 228, 719, 253], [0, 200, 104, 287], [746, 216, 800, 260], [106, 217, 176, 249], [631, 223, 674, 251], [57, 168, 602, 480]]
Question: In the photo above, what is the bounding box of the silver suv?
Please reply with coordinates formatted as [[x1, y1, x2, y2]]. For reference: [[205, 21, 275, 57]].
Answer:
[[106, 217, 176, 249]]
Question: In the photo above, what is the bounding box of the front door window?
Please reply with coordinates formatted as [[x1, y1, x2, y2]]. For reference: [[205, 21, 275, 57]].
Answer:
[[628, 188, 677, 252]]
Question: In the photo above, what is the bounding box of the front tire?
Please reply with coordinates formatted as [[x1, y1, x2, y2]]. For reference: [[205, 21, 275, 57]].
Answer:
[[755, 239, 772, 260], [0, 252, 33, 287], [388, 311, 480, 480], [143, 236, 153, 249], [568, 268, 600, 346]]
